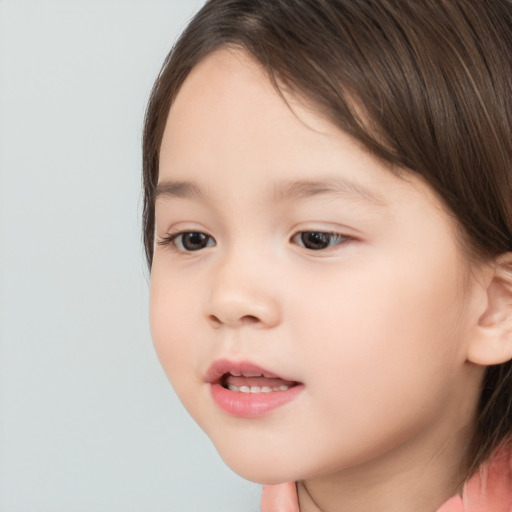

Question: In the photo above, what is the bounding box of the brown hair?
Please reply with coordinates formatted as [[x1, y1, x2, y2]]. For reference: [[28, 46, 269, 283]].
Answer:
[[142, 0, 512, 475]]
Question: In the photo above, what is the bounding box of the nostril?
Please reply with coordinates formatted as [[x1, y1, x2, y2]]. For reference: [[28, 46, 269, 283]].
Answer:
[[207, 313, 260, 327], [208, 314, 222, 326], [240, 315, 259, 325]]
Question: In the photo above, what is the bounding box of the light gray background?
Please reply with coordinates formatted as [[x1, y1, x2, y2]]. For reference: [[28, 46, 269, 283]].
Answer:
[[0, 1, 260, 510]]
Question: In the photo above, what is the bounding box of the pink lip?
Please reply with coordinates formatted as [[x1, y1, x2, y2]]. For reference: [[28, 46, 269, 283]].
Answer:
[[205, 359, 286, 383], [206, 359, 304, 418]]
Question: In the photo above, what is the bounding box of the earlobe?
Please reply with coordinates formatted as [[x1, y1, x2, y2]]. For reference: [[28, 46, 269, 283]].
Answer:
[[467, 253, 512, 366]]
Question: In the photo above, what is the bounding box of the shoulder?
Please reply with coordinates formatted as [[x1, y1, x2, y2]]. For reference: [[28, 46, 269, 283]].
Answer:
[[459, 443, 512, 512]]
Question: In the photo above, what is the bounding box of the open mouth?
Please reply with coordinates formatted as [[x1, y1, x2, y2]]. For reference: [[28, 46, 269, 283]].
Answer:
[[220, 371, 299, 393], [207, 360, 304, 417]]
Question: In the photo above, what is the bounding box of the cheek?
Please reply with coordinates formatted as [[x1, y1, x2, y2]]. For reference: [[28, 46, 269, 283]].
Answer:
[[268, 267, 468, 478], [291, 253, 467, 415], [149, 271, 200, 387]]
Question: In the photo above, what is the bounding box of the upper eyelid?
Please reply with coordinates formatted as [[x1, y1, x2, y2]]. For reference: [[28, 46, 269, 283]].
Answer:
[[156, 228, 355, 251], [290, 229, 354, 239], [157, 228, 353, 240], [157, 230, 216, 252], [291, 230, 351, 243], [161, 229, 211, 239], [157, 226, 213, 239], [289, 230, 357, 255]]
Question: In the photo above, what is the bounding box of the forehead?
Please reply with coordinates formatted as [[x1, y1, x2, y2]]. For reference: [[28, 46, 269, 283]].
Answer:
[[160, 49, 328, 166], [160, 50, 392, 197]]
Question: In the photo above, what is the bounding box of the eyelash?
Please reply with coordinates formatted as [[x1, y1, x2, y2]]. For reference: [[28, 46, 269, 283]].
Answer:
[[157, 230, 351, 253], [291, 231, 351, 250], [157, 231, 215, 252]]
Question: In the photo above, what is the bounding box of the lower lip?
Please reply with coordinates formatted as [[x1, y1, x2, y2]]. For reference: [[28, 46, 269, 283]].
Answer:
[[210, 383, 304, 418]]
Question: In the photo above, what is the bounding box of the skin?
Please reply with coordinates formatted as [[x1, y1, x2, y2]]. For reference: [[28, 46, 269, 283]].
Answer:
[[150, 49, 491, 512]]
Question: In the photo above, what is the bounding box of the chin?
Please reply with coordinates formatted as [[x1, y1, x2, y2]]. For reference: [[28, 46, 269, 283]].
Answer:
[[211, 440, 304, 485], [225, 459, 297, 485]]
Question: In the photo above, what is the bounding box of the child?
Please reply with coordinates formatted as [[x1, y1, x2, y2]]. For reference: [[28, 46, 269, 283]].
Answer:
[[142, 1, 512, 510]]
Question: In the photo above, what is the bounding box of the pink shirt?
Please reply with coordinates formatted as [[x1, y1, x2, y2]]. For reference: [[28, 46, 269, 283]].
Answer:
[[261, 445, 512, 512]]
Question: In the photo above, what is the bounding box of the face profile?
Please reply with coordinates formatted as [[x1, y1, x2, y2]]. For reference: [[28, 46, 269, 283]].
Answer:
[[150, 49, 485, 491]]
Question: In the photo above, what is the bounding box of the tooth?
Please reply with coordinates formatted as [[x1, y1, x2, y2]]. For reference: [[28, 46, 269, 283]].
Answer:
[[228, 385, 239, 392], [242, 372, 262, 377], [279, 385, 290, 391], [250, 386, 261, 393], [272, 387, 281, 391], [230, 371, 241, 376], [261, 386, 272, 393], [239, 386, 251, 393]]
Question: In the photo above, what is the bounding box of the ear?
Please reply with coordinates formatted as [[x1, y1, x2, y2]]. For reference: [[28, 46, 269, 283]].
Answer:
[[467, 253, 512, 366]]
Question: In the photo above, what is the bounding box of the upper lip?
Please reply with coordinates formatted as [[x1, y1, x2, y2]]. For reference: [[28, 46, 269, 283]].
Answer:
[[205, 359, 296, 384]]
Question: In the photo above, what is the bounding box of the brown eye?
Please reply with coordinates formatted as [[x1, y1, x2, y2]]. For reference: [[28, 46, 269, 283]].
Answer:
[[171, 232, 215, 251], [292, 231, 348, 250]]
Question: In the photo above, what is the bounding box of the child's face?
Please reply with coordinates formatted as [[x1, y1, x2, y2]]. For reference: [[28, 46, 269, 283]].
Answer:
[[150, 50, 484, 484]]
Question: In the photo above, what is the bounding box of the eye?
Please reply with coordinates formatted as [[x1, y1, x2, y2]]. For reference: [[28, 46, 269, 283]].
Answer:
[[159, 231, 216, 252], [291, 231, 349, 251]]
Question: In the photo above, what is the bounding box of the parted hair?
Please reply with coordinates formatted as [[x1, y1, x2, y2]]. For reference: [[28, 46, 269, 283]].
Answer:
[[142, 0, 512, 476]]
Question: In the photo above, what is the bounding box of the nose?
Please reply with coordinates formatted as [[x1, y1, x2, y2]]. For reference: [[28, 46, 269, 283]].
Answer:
[[204, 255, 281, 329]]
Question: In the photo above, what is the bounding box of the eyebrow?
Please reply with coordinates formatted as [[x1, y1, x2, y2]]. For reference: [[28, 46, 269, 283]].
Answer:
[[273, 177, 385, 205], [154, 176, 385, 205], [154, 180, 203, 201]]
